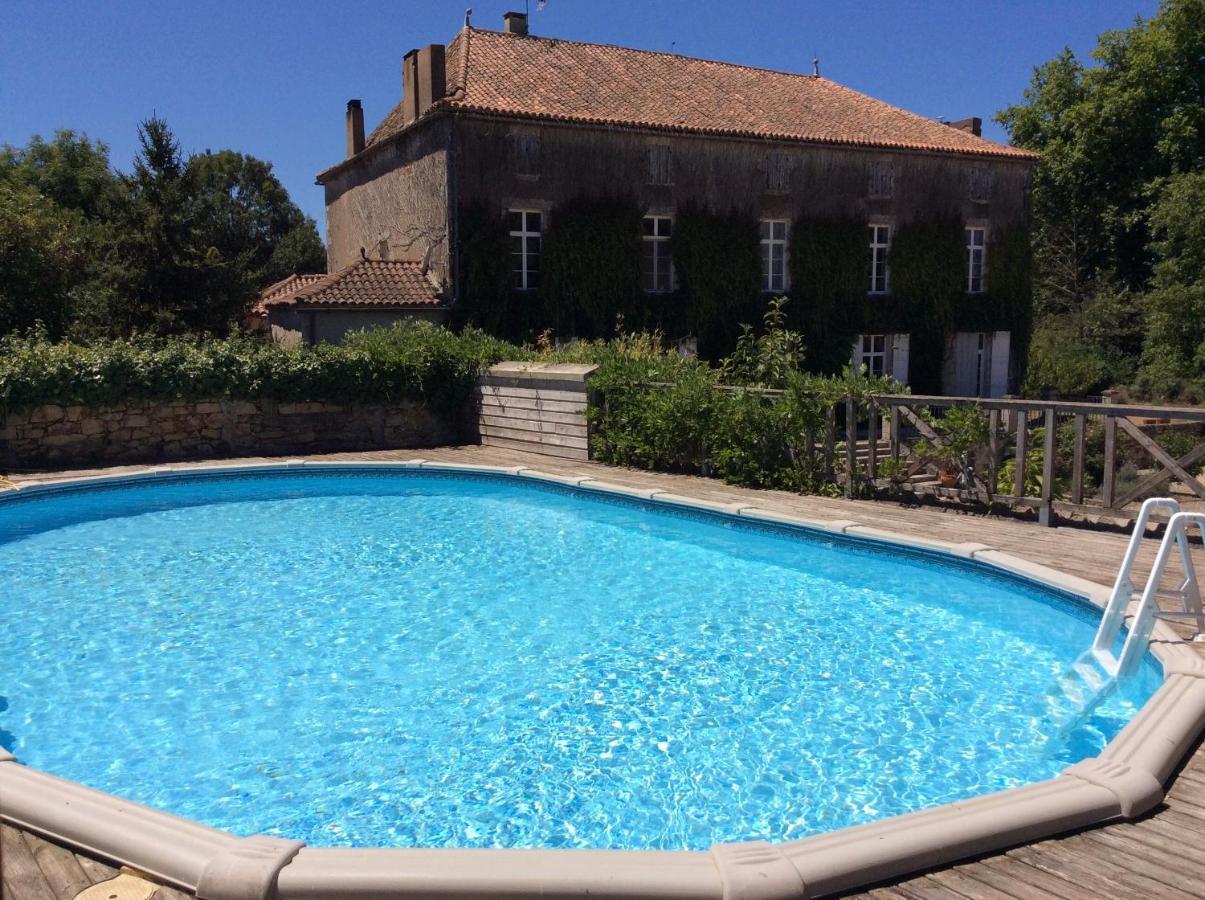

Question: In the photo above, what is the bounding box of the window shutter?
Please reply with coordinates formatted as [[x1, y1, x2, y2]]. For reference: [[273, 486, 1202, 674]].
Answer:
[[851, 337, 863, 371], [989, 331, 1011, 397], [890, 334, 909, 385]]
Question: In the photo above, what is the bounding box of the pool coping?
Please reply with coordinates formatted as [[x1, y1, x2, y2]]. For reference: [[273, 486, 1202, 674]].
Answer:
[[1, 458, 1203, 900]]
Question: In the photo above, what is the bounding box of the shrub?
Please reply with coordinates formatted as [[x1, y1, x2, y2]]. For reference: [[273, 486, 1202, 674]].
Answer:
[[0, 321, 519, 416]]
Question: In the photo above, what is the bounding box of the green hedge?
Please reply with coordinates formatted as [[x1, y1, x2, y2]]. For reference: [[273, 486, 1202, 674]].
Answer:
[[0, 322, 517, 415]]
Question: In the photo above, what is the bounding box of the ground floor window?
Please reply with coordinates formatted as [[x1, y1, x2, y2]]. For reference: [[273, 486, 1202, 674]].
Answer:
[[858, 334, 887, 376]]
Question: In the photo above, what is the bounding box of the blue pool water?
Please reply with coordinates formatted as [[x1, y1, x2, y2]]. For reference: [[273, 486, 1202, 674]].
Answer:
[[0, 469, 1160, 850]]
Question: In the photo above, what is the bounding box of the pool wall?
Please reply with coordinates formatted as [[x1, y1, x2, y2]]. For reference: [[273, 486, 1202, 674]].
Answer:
[[2, 459, 1204, 900]]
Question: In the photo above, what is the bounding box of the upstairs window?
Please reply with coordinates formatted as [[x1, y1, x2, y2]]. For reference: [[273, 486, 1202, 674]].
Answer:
[[965, 227, 986, 293], [760, 220, 788, 293], [510, 133, 542, 178], [508, 209, 541, 291], [641, 216, 674, 293], [868, 160, 895, 199], [646, 146, 673, 186], [764, 152, 790, 194], [869, 224, 890, 294]]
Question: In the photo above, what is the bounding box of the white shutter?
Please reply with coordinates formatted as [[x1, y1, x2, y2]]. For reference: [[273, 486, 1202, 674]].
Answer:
[[989, 331, 1011, 397], [890, 333, 909, 385], [851, 337, 863, 372]]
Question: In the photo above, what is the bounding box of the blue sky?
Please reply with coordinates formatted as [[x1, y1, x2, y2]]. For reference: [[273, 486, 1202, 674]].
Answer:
[[3, 0, 1156, 230]]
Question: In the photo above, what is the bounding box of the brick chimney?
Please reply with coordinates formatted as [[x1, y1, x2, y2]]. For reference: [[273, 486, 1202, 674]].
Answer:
[[401, 44, 446, 126], [949, 117, 982, 137], [345, 99, 365, 157], [503, 11, 528, 35]]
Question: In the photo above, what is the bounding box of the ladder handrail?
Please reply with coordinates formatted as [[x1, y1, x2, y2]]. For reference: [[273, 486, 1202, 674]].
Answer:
[[1117, 510, 1205, 677], [1091, 497, 1182, 663]]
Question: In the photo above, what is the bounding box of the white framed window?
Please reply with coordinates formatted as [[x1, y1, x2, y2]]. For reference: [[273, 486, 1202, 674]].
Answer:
[[760, 219, 788, 293], [641, 216, 674, 293], [508, 209, 542, 291], [965, 226, 986, 293], [869, 224, 890, 294], [858, 334, 887, 376]]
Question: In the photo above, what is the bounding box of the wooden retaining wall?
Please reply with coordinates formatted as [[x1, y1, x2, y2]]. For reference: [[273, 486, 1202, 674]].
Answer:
[[477, 362, 596, 461]]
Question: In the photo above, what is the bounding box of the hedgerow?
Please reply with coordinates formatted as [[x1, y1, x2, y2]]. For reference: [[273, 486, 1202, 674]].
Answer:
[[0, 322, 518, 415]]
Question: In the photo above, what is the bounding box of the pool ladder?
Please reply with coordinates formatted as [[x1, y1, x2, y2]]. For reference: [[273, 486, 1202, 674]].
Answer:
[[1057, 497, 1205, 720]]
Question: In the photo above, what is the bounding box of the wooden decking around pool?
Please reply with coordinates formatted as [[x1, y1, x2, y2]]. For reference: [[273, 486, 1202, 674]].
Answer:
[[3, 445, 1205, 899]]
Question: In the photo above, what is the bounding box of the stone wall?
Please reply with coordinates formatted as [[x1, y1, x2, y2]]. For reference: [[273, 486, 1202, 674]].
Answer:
[[0, 398, 459, 469]]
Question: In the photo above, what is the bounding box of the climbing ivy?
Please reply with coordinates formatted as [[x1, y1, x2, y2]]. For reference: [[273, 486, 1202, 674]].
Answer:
[[541, 197, 643, 338], [788, 217, 866, 374], [884, 218, 965, 394], [452, 202, 523, 341], [672, 207, 762, 358]]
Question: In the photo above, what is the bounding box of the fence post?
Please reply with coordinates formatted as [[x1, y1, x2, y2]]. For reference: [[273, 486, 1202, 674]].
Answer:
[[1102, 392, 1117, 510], [844, 394, 856, 497], [987, 407, 1001, 497], [1071, 413, 1086, 505], [1014, 409, 1028, 499], [867, 398, 879, 479], [1040, 407, 1057, 527], [824, 406, 836, 482], [890, 405, 901, 462]]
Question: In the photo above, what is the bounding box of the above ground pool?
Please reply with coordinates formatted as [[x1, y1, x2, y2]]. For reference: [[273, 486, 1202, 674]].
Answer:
[[0, 468, 1160, 853]]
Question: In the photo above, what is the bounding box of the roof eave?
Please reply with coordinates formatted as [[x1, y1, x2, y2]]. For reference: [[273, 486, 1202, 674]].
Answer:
[[315, 105, 455, 184], [450, 107, 1038, 162]]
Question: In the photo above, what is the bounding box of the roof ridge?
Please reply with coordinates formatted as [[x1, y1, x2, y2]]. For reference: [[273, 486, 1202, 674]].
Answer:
[[466, 26, 839, 86]]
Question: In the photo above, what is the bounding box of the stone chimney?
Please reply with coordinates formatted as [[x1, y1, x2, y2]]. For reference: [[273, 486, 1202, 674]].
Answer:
[[401, 44, 446, 126], [949, 117, 982, 137], [503, 11, 528, 35], [345, 99, 365, 157]]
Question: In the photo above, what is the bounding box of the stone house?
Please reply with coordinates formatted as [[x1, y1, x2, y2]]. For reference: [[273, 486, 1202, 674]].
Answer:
[[295, 10, 1037, 395]]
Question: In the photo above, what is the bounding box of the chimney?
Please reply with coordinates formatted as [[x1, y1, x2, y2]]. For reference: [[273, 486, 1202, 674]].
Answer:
[[403, 44, 446, 125], [402, 49, 421, 124], [503, 11, 528, 35], [345, 99, 365, 157], [949, 117, 982, 137], [417, 44, 447, 114]]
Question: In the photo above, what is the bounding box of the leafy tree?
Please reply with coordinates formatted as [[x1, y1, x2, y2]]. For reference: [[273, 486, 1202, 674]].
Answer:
[[997, 0, 1204, 398], [0, 182, 85, 337], [0, 119, 325, 340], [1138, 171, 1205, 396]]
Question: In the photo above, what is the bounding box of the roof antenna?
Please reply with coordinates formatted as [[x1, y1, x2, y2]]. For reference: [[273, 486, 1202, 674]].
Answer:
[[464, 7, 472, 27], [812, 51, 820, 77]]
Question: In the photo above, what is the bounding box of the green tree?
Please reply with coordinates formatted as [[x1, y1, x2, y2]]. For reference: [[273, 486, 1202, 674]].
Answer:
[[0, 182, 85, 337], [1138, 171, 1205, 396], [997, 0, 1204, 398]]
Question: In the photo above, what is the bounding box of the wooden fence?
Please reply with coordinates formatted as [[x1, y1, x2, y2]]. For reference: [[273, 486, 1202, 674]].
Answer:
[[857, 394, 1205, 526]]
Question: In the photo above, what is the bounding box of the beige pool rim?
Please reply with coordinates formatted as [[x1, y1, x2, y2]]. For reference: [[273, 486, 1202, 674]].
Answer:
[[1, 460, 1203, 900]]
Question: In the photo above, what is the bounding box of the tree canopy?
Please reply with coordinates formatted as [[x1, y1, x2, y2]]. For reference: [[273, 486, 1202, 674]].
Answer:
[[997, 0, 1204, 398], [0, 119, 325, 340]]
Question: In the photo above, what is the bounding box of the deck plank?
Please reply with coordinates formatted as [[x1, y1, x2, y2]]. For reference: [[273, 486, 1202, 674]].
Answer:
[[20, 831, 92, 899], [0, 826, 57, 900], [6, 445, 1205, 900]]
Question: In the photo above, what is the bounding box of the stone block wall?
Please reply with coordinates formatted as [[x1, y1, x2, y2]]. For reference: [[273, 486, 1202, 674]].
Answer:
[[0, 398, 458, 469]]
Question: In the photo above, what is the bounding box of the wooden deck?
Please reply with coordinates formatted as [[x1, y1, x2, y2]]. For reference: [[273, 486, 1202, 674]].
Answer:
[[3, 445, 1204, 899]]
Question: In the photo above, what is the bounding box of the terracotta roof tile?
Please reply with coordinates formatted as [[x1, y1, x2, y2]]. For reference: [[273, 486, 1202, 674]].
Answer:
[[366, 28, 1035, 161], [257, 259, 443, 312]]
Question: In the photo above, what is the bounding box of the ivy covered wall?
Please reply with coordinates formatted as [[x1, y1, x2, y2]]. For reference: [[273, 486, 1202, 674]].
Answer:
[[455, 201, 1033, 390]]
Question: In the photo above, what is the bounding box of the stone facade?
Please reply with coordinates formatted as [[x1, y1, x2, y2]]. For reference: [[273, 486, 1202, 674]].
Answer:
[[0, 398, 458, 469]]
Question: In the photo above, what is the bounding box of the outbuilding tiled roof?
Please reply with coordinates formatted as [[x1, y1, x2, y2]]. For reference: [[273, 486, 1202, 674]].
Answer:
[[365, 27, 1036, 161], [257, 259, 443, 312]]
